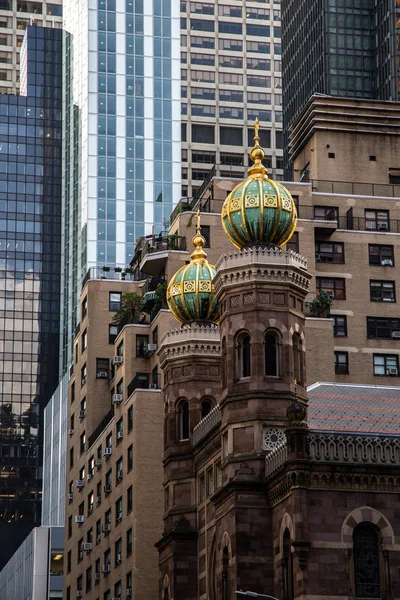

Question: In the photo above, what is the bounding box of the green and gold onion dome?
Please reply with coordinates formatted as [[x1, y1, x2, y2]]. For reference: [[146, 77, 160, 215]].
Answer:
[[166, 211, 219, 324], [221, 118, 297, 249]]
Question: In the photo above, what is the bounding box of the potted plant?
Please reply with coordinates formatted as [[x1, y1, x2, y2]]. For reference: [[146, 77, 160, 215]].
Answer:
[[112, 292, 143, 328], [168, 233, 179, 250], [102, 266, 110, 272], [308, 291, 333, 318], [153, 282, 168, 314], [114, 267, 122, 273]]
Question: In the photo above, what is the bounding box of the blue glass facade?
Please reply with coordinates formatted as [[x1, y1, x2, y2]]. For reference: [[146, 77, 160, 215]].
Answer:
[[0, 26, 62, 568]]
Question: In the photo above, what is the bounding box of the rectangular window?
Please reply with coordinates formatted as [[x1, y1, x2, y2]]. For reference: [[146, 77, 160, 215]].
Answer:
[[219, 56, 242, 69], [248, 91, 271, 105], [190, 18, 214, 31], [368, 244, 394, 266], [219, 72, 243, 86], [81, 364, 87, 386], [219, 89, 243, 103], [80, 432, 86, 455], [191, 87, 215, 101], [116, 457, 123, 482], [373, 354, 399, 376], [220, 126, 242, 146], [135, 334, 149, 357], [127, 405, 133, 431], [247, 40, 270, 53], [190, 35, 214, 49], [190, 2, 213, 14], [206, 467, 214, 496], [127, 444, 133, 472], [365, 210, 390, 231], [314, 206, 338, 220], [333, 315, 347, 337], [316, 277, 346, 300], [247, 24, 270, 36], [81, 297, 87, 319], [192, 124, 214, 144], [218, 21, 242, 34], [199, 473, 205, 502], [81, 329, 87, 353], [127, 528, 133, 556], [367, 317, 400, 339], [96, 357, 109, 378], [127, 486, 133, 512], [334, 351, 349, 374], [247, 58, 271, 71], [109, 292, 121, 311], [191, 52, 214, 66], [370, 280, 395, 303], [315, 242, 344, 263], [219, 38, 242, 52], [115, 497, 123, 524], [247, 75, 271, 88], [286, 232, 299, 254], [70, 381, 75, 404], [109, 325, 118, 344]]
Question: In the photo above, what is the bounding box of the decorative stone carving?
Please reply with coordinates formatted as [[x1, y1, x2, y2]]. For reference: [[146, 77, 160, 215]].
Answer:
[[258, 292, 271, 304], [230, 295, 240, 308], [263, 427, 287, 451], [196, 365, 207, 375], [289, 295, 295, 307], [243, 293, 253, 305], [183, 365, 193, 376], [172, 367, 182, 378], [209, 365, 219, 376], [273, 293, 285, 305]]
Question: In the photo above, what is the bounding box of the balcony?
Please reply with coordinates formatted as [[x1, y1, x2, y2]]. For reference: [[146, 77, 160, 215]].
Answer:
[[81, 267, 137, 291], [127, 372, 160, 396], [311, 179, 400, 198], [192, 404, 221, 446], [133, 233, 187, 276], [141, 276, 166, 305]]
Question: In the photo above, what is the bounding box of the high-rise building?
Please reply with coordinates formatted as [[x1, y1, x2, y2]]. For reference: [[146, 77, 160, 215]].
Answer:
[[0, 0, 62, 95], [281, 0, 400, 176], [180, 0, 284, 195], [61, 0, 182, 373], [0, 25, 62, 568]]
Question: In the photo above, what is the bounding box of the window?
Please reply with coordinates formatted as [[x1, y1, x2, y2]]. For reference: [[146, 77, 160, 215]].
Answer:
[[333, 315, 347, 337], [81, 364, 87, 386], [220, 127, 242, 146], [365, 209, 390, 231], [215, 461, 222, 490], [67, 550, 71, 573], [247, 40, 270, 53], [265, 332, 279, 377], [370, 280, 395, 303], [109, 292, 121, 311], [314, 206, 338, 221], [247, 24, 270, 36], [328, 152, 335, 159], [192, 104, 216, 117], [127, 486, 133, 513], [127, 572, 132, 594], [81, 297, 87, 319], [127, 444, 133, 471], [373, 354, 399, 376], [190, 35, 214, 49], [105, 469, 112, 489], [353, 524, 381, 599], [248, 91, 271, 105], [115, 497, 122, 524], [367, 317, 400, 339], [316, 277, 346, 300], [219, 56, 242, 69], [68, 515, 72, 537], [190, 18, 214, 31], [127, 405, 133, 431], [220, 90, 243, 103], [109, 324, 118, 344], [192, 124, 214, 144], [86, 566, 92, 592], [70, 381, 75, 404], [218, 21, 242, 34], [77, 574, 83, 592], [282, 529, 294, 600], [127, 527, 133, 556], [219, 107, 243, 120], [368, 244, 394, 266], [292, 334, 302, 384], [334, 351, 349, 374], [116, 457, 123, 482], [218, 4, 241, 17], [222, 546, 229, 600], [219, 38, 242, 51], [80, 432, 86, 454], [286, 232, 299, 253], [201, 399, 212, 419], [114, 580, 122, 598], [191, 87, 215, 101], [178, 401, 189, 441], [315, 242, 344, 263], [248, 75, 270, 88], [190, 2, 213, 14], [96, 358, 109, 378], [135, 334, 149, 358], [82, 329, 87, 352], [191, 52, 214, 66], [206, 467, 214, 496], [238, 333, 251, 378], [80, 397, 86, 416], [69, 448, 74, 470], [199, 473, 205, 502]]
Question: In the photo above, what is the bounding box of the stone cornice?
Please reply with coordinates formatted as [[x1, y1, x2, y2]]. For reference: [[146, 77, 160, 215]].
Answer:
[[159, 324, 221, 368], [214, 247, 311, 296]]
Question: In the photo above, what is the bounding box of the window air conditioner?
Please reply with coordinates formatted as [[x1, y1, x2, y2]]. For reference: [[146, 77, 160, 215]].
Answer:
[[387, 367, 398, 375], [95, 458, 102, 468], [76, 480, 85, 488], [104, 484, 112, 494], [78, 410, 86, 419], [94, 572, 100, 582], [68, 493, 73, 502], [147, 343, 157, 352], [112, 394, 123, 404], [102, 523, 111, 533], [103, 447, 112, 457], [112, 355, 123, 365], [378, 221, 389, 230], [82, 543, 92, 551], [97, 371, 109, 378], [101, 563, 111, 573], [117, 431, 123, 440], [391, 331, 400, 339], [149, 383, 158, 389], [76, 592, 83, 598], [381, 259, 393, 266], [68, 429, 74, 435], [87, 473, 93, 481], [75, 515, 84, 523]]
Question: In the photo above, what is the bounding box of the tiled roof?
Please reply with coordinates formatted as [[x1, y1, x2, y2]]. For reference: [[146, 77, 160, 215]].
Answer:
[[307, 383, 400, 436]]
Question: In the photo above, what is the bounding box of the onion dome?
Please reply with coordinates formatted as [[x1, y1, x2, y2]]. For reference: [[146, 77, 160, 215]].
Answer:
[[166, 211, 219, 324], [221, 118, 297, 249]]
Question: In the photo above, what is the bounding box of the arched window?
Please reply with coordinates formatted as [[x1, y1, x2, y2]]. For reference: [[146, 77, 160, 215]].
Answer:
[[222, 546, 229, 600], [282, 529, 294, 600], [292, 333, 301, 384], [237, 333, 251, 378], [353, 524, 381, 599], [163, 588, 169, 600], [201, 399, 212, 419], [178, 400, 189, 441], [265, 332, 279, 377]]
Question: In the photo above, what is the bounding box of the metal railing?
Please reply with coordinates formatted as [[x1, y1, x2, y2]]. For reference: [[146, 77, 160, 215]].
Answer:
[[140, 234, 187, 263], [141, 275, 166, 296], [337, 216, 400, 233], [311, 179, 400, 198], [192, 404, 221, 446], [127, 372, 160, 397], [88, 407, 114, 449], [81, 267, 137, 290]]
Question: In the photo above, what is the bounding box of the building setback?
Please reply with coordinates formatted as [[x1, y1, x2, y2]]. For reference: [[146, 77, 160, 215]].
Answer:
[[0, 25, 62, 568], [281, 0, 400, 175]]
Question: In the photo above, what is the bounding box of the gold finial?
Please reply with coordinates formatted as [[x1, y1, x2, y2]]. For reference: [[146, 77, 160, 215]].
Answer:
[[191, 209, 207, 262], [254, 117, 260, 143], [248, 117, 267, 178]]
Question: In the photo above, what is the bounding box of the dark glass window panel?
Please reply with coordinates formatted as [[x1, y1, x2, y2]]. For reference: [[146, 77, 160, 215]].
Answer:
[[353, 525, 381, 598]]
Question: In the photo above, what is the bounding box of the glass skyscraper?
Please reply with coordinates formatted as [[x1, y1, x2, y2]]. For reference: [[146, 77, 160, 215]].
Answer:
[[0, 25, 62, 568], [61, 0, 181, 373], [282, 0, 400, 176]]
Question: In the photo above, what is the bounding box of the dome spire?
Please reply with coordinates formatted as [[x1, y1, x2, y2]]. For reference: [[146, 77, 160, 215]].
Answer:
[[248, 117, 267, 178], [191, 209, 207, 262]]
